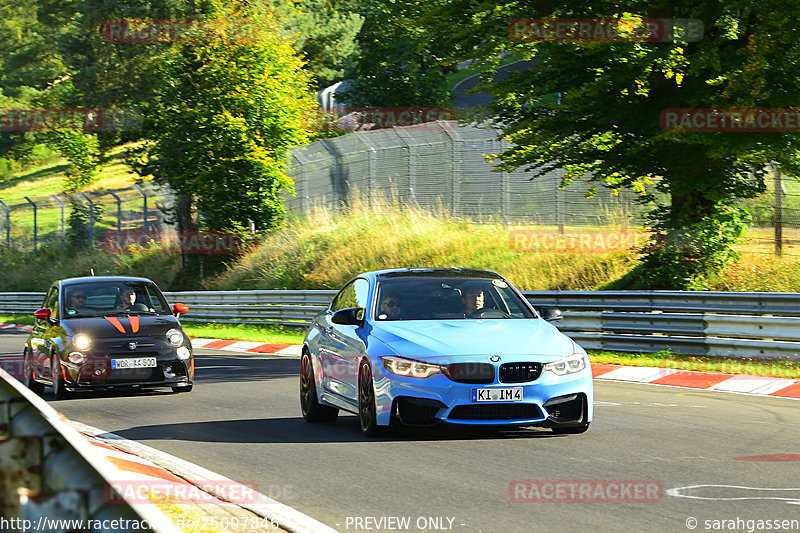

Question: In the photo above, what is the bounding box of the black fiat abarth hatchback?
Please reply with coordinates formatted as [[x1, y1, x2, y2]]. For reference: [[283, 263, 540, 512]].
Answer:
[[22, 276, 194, 398]]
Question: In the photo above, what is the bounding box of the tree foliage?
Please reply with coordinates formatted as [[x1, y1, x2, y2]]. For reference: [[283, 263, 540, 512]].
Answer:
[[435, 0, 800, 288], [133, 2, 316, 232]]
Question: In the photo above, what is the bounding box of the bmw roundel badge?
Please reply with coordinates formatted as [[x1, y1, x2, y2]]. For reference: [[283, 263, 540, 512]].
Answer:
[[489, 355, 500, 362]]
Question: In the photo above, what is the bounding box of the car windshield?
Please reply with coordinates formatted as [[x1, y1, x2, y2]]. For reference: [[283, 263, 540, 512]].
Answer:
[[374, 276, 536, 321], [61, 280, 171, 318]]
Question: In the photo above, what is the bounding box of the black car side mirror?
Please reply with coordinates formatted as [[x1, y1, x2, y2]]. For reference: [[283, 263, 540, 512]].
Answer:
[[538, 307, 563, 322], [331, 307, 365, 327]]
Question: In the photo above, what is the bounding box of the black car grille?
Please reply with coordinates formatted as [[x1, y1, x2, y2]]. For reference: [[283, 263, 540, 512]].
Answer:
[[396, 397, 446, 426], [444, 363, 495, 384], [499, 362, 542, 383], [448, 404, 544, 421]]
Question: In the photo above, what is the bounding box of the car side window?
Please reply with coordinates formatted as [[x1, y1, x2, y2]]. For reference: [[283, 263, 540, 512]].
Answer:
[[353, 279, 369, 308], [331, 282, 355, 312], [331, 279, 368, 312], [43, 286, 59, 319]]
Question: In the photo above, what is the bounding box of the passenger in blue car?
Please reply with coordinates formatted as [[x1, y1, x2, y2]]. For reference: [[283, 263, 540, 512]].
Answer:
[[461, 283, 485, 317]]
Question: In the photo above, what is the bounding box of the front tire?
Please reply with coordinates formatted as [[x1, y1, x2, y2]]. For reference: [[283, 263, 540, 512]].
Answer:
[[51, 357, 70, 400], [23, 350, 44, 395], [358, 362, 383, 437], [300, 352, 338, 422]]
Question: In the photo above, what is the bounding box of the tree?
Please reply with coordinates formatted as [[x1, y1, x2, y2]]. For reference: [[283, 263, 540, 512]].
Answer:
[[340, 0, 452, 107], [444, 0, 800, 288], [271, 0, 364, 91], [134, 2, 316, 232]]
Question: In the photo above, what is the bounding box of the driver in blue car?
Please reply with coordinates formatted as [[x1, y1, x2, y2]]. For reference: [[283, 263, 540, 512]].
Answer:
[[461, 283, 485, 317]]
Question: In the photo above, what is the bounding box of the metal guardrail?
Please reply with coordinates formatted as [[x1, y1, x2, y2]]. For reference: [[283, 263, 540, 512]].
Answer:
[[2, 290, 800, 359], [0, 369, 179, 532]]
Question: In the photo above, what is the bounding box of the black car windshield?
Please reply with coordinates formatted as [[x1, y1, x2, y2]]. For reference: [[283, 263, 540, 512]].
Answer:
[[61, 281, 171, 318], [374, 277, 535, 320]]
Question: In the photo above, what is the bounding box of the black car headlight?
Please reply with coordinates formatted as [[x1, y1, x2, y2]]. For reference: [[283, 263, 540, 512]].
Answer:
[[381, 356, 441, 378], [544, 352, 589, 376]]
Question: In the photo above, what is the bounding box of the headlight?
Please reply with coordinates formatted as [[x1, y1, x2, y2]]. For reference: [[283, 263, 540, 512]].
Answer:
[[544, 352, 588, 376], [176, 346, 191, 360], [381, 356, 441, 378], [68, 352, 85, 364], [166, 328, 184, 347], [73, 334, 91, 351]]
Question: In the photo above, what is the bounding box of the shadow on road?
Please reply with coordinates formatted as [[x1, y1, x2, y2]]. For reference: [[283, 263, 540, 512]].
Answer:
[[112, 416, 561, 444]]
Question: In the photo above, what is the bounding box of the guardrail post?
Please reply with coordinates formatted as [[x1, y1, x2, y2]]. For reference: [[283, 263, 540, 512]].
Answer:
[[23, 197, 37, 251]]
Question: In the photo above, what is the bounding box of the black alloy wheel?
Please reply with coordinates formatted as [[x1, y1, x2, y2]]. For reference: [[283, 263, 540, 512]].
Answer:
[[23, 350, 44, 395], [300, 352, 338, 422], [358, 362, 382, 437], [51, 356, 70, 400]]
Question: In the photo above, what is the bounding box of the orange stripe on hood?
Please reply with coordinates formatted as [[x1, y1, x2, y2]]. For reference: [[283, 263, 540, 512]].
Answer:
[[129, 315, 139, 333], [105, 316, 126, 333]]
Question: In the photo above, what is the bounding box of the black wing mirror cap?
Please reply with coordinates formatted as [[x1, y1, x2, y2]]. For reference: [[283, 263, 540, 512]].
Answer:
[[331, 307, 365, 326], [538, 307, 563, 322]]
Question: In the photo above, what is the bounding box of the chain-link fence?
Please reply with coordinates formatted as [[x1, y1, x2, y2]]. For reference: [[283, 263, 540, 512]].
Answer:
[[0, 183, 174, 252], [285, 120, 651, 227], [285, 120, 800, 256]]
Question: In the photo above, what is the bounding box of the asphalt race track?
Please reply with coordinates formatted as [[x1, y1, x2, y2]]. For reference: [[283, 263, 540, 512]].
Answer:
[[2, 329, 799, 533]]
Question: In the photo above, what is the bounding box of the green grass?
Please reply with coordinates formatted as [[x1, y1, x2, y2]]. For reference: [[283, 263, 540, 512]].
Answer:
[[181, 321, 305, 344], [0, 313, 34, 325]]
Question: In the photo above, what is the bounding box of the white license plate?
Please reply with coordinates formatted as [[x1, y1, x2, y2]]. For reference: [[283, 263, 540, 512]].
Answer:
[[111, 357, 157, 369], [472, 387, 523, 402]]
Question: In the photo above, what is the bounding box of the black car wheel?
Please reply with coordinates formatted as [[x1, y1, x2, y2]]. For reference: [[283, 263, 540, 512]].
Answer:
[[358, 362, 383, 437], [23, 350, 44, 395], [300, 352, 338, 422], [51, 357, 70, 400], [552, 422, 590, 434]]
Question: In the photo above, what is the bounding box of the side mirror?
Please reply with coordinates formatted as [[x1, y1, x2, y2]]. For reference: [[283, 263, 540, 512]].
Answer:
[[34, 308, 51, 320], [331, 307, 364, 327], [538, 307, 563, 322], [172, 303, 189, 316]]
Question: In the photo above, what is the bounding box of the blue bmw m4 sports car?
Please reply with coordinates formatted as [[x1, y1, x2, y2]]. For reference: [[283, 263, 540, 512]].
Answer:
[[301, 268, 593, 437]]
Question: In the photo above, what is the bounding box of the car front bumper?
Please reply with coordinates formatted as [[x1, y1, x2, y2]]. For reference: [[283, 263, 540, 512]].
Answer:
[[372, 364, 593, 427]]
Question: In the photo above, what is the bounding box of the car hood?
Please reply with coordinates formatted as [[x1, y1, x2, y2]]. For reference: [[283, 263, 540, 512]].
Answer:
[[62, 314, 181, 338], [369, 319, 576, 363]]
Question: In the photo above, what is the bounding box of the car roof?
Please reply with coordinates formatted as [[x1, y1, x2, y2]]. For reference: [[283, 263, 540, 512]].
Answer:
[[368, 267, 504, 280], [58, 276, 157, 287]]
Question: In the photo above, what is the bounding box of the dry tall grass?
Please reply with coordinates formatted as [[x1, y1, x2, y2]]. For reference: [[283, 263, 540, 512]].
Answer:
[[208, 198, 639, 290]]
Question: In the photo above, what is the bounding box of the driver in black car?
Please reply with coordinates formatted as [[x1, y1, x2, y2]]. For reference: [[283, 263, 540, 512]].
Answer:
[[461, 283, 485, 317]]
